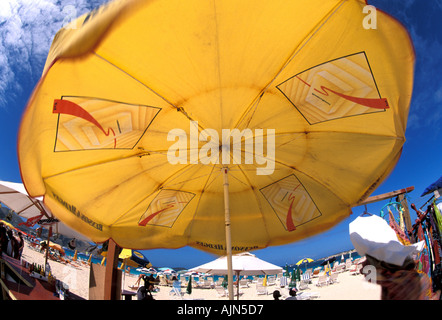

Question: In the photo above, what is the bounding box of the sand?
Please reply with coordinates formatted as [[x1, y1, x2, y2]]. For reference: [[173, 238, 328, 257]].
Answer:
[[19, 243, 381, 300]]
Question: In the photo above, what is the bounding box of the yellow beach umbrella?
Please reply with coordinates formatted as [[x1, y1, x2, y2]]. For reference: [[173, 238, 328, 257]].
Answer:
[[0, 220, 18, 231], [295, 258, 314, 266], [18, 0, 414, 299]]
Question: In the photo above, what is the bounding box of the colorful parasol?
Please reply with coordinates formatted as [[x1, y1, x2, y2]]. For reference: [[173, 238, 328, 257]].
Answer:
[[18, 0, 414, 299]]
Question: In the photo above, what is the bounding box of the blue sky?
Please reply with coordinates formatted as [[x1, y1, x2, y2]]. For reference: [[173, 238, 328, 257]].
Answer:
[[0, 0, 441, 268]]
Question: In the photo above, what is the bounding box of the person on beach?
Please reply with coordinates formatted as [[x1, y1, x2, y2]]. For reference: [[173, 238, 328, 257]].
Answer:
[[6, 229, 18, 258], [16, 232, 24, 260], [273, 290, 282, 300], [286, 287, 298, 300], [0, 225, 8, 257]]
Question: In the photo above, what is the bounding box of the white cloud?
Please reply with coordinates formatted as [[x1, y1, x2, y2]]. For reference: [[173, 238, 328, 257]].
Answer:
[[0, 0, 107, 108]]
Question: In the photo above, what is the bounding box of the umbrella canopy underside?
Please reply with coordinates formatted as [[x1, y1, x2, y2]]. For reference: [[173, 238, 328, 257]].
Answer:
[[18, 0, 414, 254]]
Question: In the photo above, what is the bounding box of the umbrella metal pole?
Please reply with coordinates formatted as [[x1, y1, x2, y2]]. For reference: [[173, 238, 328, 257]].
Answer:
[[223, 166, 234, 300]]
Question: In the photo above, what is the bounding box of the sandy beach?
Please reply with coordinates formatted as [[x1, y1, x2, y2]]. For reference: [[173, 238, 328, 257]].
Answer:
[[20, 243, 380, 300]]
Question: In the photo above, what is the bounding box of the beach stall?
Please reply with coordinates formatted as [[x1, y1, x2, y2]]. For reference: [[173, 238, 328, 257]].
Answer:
[[17, 0, 414, 299]]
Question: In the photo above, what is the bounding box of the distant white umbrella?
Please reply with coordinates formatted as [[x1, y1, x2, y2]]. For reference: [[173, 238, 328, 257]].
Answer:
[[190, 252, 282, 299]]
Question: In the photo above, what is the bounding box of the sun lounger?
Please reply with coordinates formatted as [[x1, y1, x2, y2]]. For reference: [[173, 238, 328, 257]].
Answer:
[[215, 285, 228, 297], [349, 263, 363, 275], [159, 276, 169, 286], [299, 273, 311, 290], [239, 279, 249, 288], [329, 273, 339, 284], [335, 264, 345, 273], [196, 278, 214, 289], [312, 268, 321, 278], [316, 275, 329, 287], [256, 283, 268, 295], [267, 275, 276, 286], [297, 291, 320, 300], [279, 276, 288, 288], [215, 277, 224, 286]]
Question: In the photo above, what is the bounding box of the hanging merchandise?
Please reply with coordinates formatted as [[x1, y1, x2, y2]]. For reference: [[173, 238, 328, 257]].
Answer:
[[411, 203, 442, 296], [429, 203, 442, 294], [381, 201, 411, 245], [433, 201, 442, 239]]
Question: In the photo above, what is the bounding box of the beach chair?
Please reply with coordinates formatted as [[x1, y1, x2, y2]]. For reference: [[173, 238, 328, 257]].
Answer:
[[349, 263, 363, 275], [329, 273, 339, 284], [169, 281, 184, 299], [159, 276, 168, 286], [215, 285, 228, 297], [279, 276, 288, 288], [299, 273, 311, 290], [267, 275, 276, 286], [239, 279, 249, 288], [297, 292, 320, 300], [256, 283, 268, 295], [311, 268, 321, 278], [215, 277, 224, 286], [204, 278, 214, 288], [316, 275, 329, 287]]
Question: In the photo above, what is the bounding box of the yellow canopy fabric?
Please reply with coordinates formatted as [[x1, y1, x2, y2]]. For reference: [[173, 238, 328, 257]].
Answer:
[[0, 220, 18, 231], [296, 258, 314, 265], [18, 0, 414, 255]]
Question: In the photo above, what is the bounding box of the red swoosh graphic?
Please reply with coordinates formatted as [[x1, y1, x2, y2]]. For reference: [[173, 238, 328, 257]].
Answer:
[[138, 204, 174, 226], [53, 99, 117, 148], [286, 198, 296, 232], [285, 184, 301, 232], [296, 76, 389, 109]]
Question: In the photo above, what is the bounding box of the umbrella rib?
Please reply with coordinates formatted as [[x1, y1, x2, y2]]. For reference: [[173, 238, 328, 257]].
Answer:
[[42, 151, 162, 181], [93, 53, 178, 110], [235, 165, 271, 242], [211, 0, 224, 135], [185, 164, 220, 237], [233, 1, 347, 130], [94, 53, 211, 131]]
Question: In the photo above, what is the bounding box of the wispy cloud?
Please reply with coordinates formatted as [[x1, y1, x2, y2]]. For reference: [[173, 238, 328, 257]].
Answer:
[[0, 0, 106, 107], [370, 0, 442, 134], [406, 28, 442, 132]]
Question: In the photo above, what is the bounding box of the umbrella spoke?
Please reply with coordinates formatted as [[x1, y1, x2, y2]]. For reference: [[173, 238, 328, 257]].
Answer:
[[94, 53, 178, 111]]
